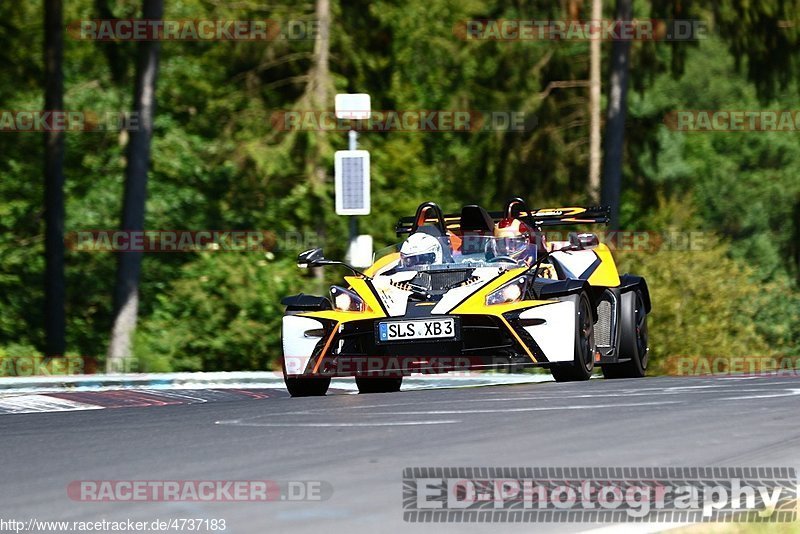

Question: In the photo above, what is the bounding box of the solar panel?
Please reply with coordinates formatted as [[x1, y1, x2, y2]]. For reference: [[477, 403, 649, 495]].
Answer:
[[341, 157, 363, 209], [335, 150, 370, 215]]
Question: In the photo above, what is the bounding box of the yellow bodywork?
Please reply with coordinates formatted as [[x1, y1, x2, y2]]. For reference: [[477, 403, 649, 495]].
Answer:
[[587, 244, 621, 287], [363, 252, 400, 277]]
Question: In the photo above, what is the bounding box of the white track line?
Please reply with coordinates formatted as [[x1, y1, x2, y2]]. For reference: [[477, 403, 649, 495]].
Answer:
[[215, 419, 461, 427], [349, 401, 678, 416]]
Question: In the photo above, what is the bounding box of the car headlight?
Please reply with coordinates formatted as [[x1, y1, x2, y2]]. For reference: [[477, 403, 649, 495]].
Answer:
[[330, 286, 366, 312], [486, 277, 528, 306]]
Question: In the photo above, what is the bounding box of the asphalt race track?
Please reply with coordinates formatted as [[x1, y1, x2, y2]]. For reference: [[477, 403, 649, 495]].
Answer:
[[1, 374, 799, 533]]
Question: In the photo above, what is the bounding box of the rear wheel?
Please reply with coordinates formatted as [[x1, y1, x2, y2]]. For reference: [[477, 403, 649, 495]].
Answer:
[[550, 292, 595, 382], [355, 376, 403, 394], [602, 289, 648, 379], [283, 303, 332, 397]]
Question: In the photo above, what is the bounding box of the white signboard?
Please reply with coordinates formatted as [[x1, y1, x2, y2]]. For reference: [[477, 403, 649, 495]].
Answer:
[[335, 93, 371, 120]]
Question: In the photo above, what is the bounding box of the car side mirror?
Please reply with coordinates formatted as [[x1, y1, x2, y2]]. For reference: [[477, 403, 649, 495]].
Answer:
[[568, 233, 599, 250], [297, 248, 324, 269]]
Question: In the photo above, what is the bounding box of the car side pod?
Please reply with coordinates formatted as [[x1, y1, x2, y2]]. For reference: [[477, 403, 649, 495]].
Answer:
[[282, 315, 327, 376], [515, 300, 577, 364]]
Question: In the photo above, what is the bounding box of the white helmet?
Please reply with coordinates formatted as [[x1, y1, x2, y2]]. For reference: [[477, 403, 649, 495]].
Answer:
[[400, 233, 443, 267]]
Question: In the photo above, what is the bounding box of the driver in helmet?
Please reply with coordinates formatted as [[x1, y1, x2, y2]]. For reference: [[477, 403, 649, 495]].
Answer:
[[488, 218, 539, 265], [399, 232, 444, 268]]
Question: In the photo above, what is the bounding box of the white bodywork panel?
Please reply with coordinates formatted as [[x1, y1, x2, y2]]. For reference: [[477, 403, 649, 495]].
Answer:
[[430, 278, 491, 314], [282, 315, 325, 375], [549, 249, 598, 279], [519, 301, 576, 363], [371, 274, 412, 316]]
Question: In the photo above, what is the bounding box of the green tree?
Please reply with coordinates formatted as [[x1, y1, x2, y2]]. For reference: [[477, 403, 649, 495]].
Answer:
[[107, 0, 164, 372], [43, 0, 66, 357]]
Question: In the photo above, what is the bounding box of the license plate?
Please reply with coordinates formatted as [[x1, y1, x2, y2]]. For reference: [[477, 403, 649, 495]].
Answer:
[[377, 318, 457, 343]]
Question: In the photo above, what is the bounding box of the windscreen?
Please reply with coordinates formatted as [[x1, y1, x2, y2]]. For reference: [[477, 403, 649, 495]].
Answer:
[[374, 234, 536, 271]]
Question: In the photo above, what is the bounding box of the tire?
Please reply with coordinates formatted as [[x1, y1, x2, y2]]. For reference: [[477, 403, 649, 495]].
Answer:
[[550, 291, 596, 382], [282, 302, 332, 397], [284, 374, 332, 397], [602, 289, 649, 379], [355, 376, 403, 394]]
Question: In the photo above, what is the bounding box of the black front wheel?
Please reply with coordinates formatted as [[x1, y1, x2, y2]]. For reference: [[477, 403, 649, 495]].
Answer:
[[355, 376, 403, 394], [284, 375, 331, 397]]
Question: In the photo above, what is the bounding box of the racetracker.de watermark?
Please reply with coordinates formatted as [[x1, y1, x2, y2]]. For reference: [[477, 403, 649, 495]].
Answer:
[[665, 110, 800, 132], [66, 230, 320, 252], [540, 230, 712, 252], [284, 356, 519, 377], [0, 111, 139, 132], [68, 19, 319, 41], [270, 110, 534, 132], [665, 355, 800, 377], [455, 19, 708, 41], [68, 480, 332, 502], [404, 467, 798, 522], [0, 355, 85, 377]]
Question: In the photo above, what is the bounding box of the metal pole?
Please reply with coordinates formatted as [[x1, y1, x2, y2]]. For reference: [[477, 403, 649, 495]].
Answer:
[[588, 0, 603, 203]]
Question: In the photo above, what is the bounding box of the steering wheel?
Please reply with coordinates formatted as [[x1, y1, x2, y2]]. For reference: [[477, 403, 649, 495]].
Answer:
[[487, 255, 517, 264]]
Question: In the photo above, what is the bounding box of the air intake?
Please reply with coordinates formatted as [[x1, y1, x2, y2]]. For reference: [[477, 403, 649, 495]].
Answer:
[[413, 270, 472, 290], [594, 294, 615, 347]]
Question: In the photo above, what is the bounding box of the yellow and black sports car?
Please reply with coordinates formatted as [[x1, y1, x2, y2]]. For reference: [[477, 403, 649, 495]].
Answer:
[[281, 199, 651, 396]]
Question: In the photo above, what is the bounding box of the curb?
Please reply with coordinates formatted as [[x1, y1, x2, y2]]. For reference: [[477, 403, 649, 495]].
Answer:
[[0, 371, 553, 394], [0, 371, 286, 393]]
